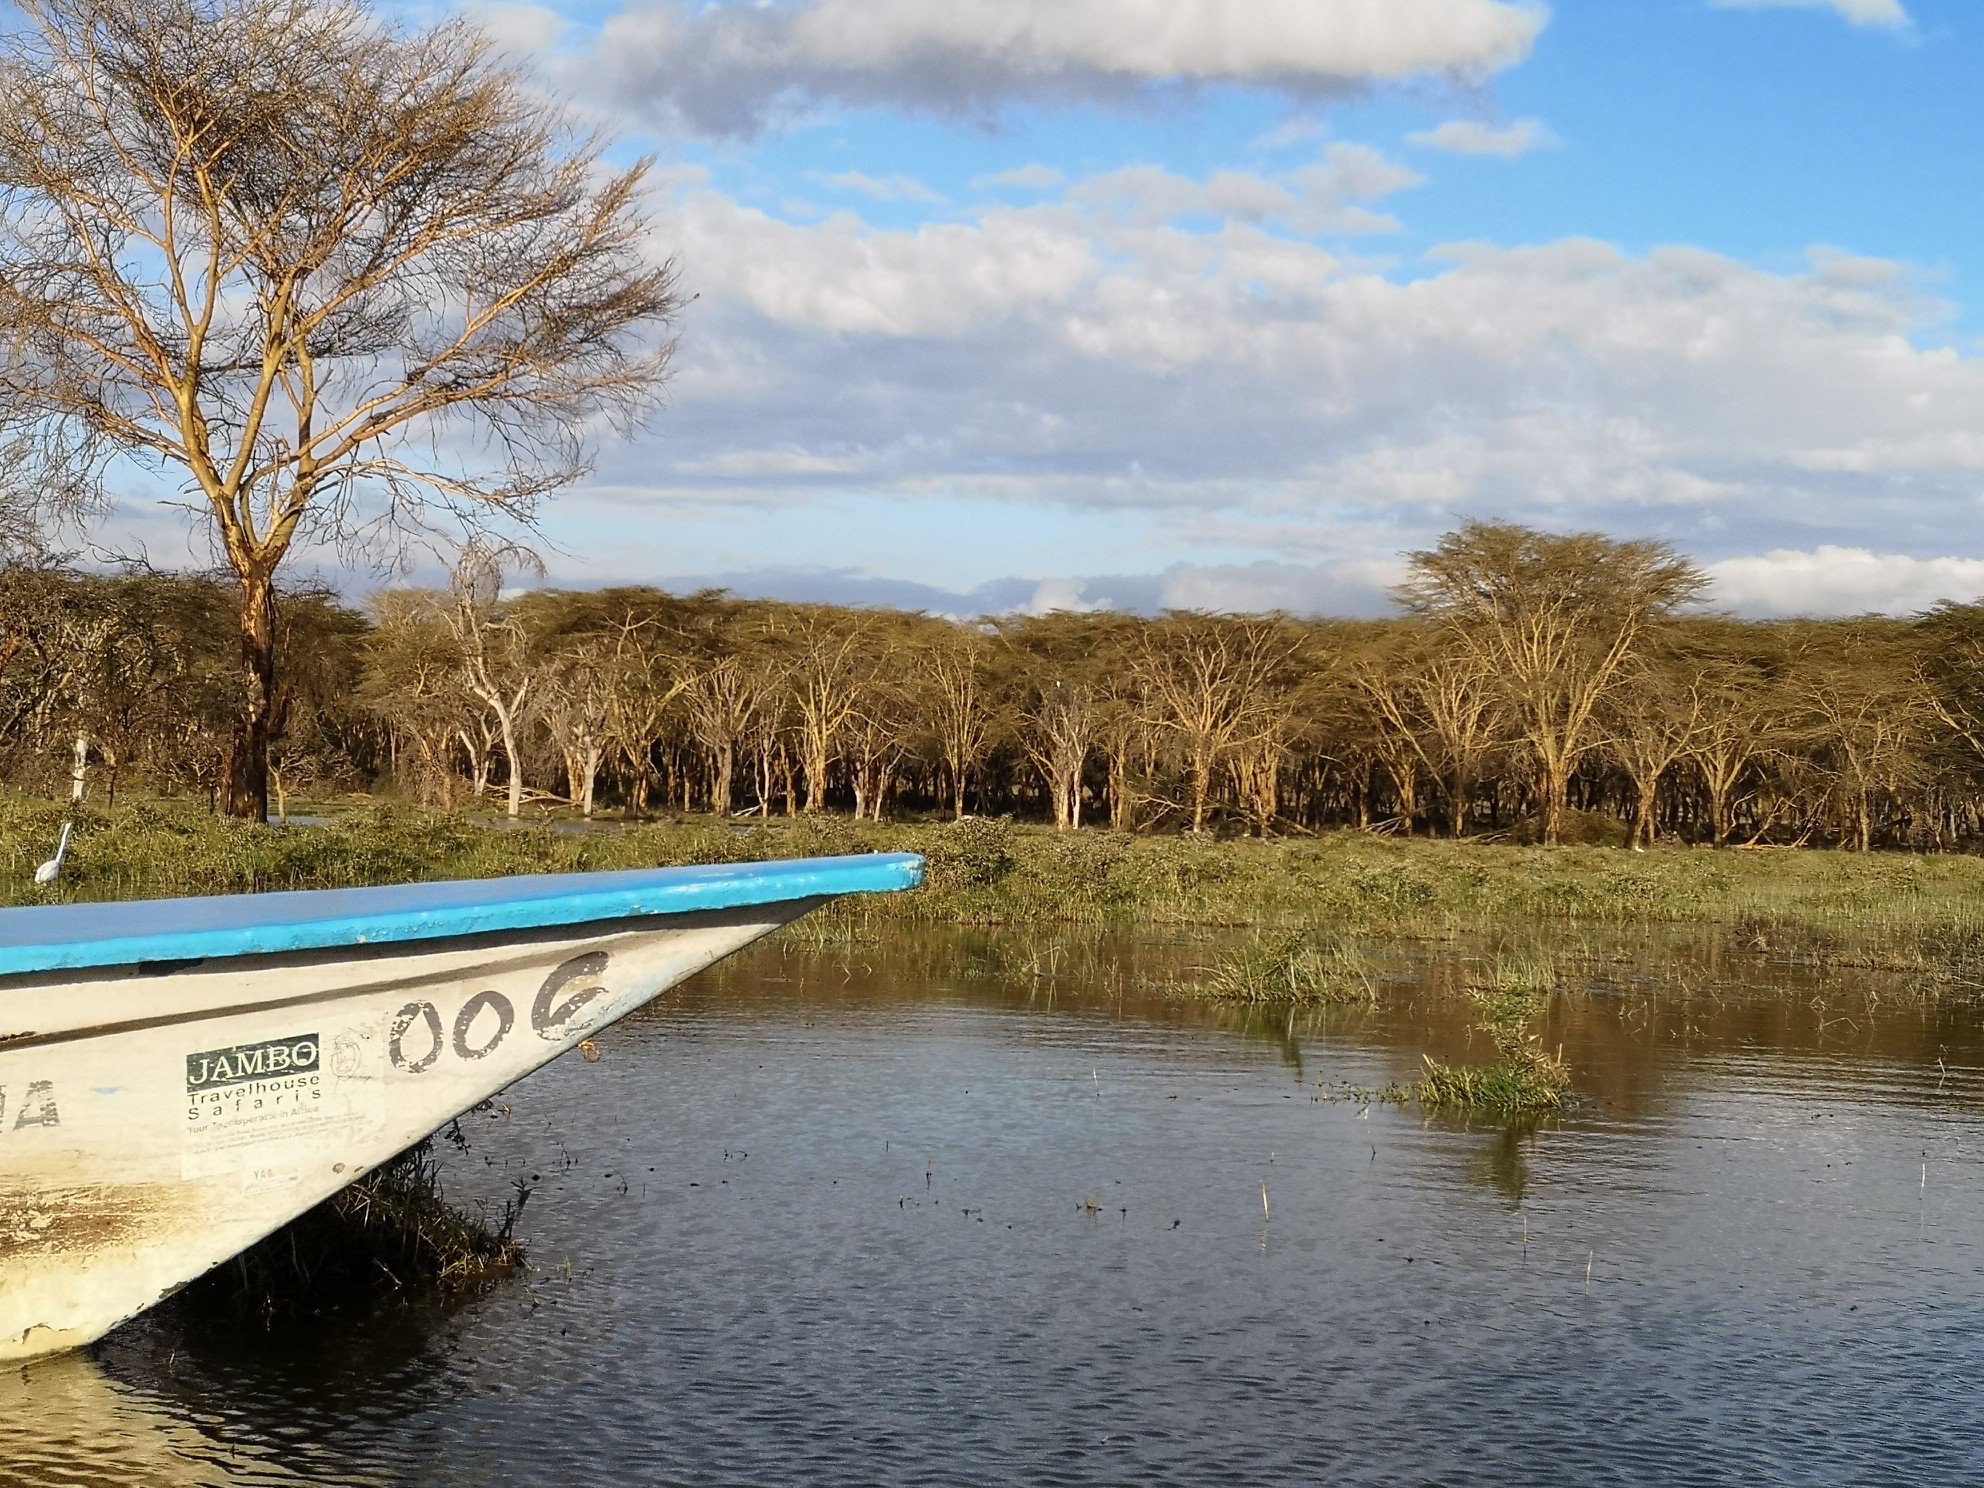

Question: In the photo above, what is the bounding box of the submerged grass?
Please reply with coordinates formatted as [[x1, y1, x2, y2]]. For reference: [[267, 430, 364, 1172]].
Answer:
[[1196, 931, 1383, 1005], [1417, 956, 1573, 1117]]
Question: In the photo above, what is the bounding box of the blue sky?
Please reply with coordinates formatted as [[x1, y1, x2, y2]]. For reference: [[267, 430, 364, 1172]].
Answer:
[[120, 0, 1984, 615]]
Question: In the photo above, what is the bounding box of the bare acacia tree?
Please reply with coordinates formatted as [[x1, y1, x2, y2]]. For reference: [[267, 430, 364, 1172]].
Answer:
[[603, 618, 688, 817], [783, 608, 869, 813], [358, 588, 466, 806], [0, 0, 680, 818], [918, 622, 996, 821], [1133, 614, 1300, 834], [1022, 679, 1096, 831], [1397, 521, 1703, 846], [1601, 653, 1703, 850], [1349, 626, 1500, 838], [445, 544, 539, 819]]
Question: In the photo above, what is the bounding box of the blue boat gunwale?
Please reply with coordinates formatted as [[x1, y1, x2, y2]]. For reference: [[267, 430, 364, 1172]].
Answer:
[[0, 853, 924, 977]]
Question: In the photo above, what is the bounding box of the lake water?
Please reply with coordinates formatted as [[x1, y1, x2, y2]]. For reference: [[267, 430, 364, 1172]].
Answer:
[[6, 930, 1984, 1486]]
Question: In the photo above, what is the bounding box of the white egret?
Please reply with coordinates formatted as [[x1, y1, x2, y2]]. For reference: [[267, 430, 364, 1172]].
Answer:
[[34, 821, 73, 885]]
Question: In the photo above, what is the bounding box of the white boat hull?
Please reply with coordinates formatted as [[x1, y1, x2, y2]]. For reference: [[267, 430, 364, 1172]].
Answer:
[[0, 902, 809, 1362]]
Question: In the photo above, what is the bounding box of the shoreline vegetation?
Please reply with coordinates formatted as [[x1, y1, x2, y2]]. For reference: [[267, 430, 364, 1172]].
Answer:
[[15, 797, 1984, 948], [12, 793, 1984, 972], [24, 791, 1979, 1118]]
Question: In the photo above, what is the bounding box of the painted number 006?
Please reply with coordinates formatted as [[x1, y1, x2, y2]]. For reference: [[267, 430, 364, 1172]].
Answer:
[[388, 952, 611, 1074]]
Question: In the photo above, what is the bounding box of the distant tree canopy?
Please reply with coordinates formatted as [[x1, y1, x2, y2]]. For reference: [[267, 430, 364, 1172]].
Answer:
[[6, 524, 1984, 853], [0, 0, 681, 821]]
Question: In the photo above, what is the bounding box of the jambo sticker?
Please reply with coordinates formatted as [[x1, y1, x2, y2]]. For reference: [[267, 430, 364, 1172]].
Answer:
[[186, 1035, 321, 1092]]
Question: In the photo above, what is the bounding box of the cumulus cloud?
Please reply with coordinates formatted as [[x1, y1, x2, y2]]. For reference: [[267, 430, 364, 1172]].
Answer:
[[1408, 118, 1559, 157], [1708, 547, 1984, 616], [577, 0, 1548, 137], [620, 152, 1984, 603], [1711, 0, 1910, 27], [665, 148, 1421, 343]]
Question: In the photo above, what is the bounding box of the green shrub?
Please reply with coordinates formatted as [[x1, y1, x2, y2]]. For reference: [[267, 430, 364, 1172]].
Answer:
[[923, 816, 1016, 890]]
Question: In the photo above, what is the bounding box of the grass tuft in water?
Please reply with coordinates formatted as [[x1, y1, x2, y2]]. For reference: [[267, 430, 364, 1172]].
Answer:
[[1418, 956, 1572, 1116], [1197, 931, 1382, 1005], [184, 1126, 528, 1325]]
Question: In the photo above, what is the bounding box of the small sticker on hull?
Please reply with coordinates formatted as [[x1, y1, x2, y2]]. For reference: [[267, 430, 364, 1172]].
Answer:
[[182, 1027, 380, 1179]]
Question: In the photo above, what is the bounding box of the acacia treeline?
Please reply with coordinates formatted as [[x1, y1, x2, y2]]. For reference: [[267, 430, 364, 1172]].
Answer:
[[8, 523, 1984, 850]]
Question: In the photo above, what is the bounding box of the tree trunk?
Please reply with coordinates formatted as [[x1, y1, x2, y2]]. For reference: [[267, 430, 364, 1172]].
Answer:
[[581, 743, 602, 817], [803, 741, 830, 812], [1449, 771, 1472, 839], [223, 568, 279, 821], [1540, 757, 1569, 846], [1387, 761, 1417, 837], [1255, 753, 1278, 838], [712, 742, 734, 817], [458, 729, 491, 801], [500, 710, 524, 818]]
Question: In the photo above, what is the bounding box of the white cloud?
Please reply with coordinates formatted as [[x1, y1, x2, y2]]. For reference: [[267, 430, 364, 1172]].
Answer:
[[670, 193, 1099, 337], [1065, 145, 1420, 236], [665, 148, 1423, 348], [672, 447, 873, 478], [976, 164, 1067, 191], [1408, 118, 1559, 157], [1712, 0, 1910, 28], [624, 154, 1984, 591], [578, 0, 1548, 137], [1156, 559, 1406, 615], [1708, 547, 1984, 616], [815, 171, 946, 203], [1024, 578, 1109, 614], [466, 2, 570, 59]]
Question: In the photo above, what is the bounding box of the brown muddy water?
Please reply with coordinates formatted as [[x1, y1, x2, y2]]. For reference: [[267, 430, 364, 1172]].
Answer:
[[5, 929, 1984, 1486]]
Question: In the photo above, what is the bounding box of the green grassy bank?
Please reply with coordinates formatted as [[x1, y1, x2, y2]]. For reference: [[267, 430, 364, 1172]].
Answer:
[[7, 794, 1984, 962]]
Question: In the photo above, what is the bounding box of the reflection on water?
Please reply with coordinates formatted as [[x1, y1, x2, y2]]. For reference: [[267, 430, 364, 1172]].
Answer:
[[10, 929, 1984, 1485], [0, 1351, 331, 1486]]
